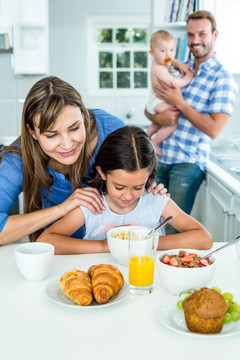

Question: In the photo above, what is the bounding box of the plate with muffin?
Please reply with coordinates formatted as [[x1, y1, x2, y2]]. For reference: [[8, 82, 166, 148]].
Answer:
[[157, 288, 240, 337], [46, 264, 130, 308]]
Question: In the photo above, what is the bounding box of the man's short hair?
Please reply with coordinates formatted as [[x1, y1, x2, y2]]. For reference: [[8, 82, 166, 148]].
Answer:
[[187, 10, 217, 32]]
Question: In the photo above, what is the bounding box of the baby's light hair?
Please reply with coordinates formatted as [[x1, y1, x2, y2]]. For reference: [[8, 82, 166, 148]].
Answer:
[[150, 30, 175, 50]]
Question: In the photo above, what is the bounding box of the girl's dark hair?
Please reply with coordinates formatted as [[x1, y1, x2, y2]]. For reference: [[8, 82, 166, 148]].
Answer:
[[86, 126, 157, 193]]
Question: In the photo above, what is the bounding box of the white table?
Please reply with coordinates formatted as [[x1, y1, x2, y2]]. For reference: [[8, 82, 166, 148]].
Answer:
[[1, 242, 240, 360]]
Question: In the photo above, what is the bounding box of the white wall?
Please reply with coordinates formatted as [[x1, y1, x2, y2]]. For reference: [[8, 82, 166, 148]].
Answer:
[[49, 0, 151, 127]]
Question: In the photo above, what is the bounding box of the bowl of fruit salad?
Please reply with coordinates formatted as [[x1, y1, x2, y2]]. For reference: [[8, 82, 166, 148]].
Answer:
[[156, 249, 216, 295]]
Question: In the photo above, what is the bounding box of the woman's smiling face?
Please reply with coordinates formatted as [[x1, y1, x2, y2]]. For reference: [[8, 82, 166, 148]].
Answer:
[[29, 105, 86, 172]]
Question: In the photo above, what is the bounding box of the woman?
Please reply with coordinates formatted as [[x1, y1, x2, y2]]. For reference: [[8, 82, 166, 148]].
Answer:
[[0, 76, 166, 245]]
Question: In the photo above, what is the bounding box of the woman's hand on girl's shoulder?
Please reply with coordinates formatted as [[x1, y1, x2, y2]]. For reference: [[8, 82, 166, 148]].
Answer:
[[58, 187, 105, 216], [147, 182, 170, 197]]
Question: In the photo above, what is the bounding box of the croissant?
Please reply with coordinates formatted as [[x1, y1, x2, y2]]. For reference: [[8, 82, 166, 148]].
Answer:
[[88, 264, 124, 304], [60, 269, 93, 306]]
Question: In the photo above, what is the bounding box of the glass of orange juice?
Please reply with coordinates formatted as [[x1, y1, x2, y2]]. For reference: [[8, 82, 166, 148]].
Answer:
[[128, 227, 158, 295]]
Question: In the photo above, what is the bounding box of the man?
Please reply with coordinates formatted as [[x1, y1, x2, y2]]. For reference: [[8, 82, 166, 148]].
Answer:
[[145, 10, 238, 233]]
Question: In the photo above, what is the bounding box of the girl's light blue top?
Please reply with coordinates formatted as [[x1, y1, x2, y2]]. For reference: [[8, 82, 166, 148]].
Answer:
[[81, 191, 170, 240]]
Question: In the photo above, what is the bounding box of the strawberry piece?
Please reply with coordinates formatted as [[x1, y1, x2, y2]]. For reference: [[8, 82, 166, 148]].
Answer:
[[182, 251, 189, 257], [199, 258, 209, 266], [189, 253, 198, 257], [162, 254, 171, 264], [181, 255, 193, 263], [169, 257, 179, 267]]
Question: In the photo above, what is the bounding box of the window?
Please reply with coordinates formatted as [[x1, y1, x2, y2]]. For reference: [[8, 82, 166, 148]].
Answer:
[[87, 16, 150, 96]]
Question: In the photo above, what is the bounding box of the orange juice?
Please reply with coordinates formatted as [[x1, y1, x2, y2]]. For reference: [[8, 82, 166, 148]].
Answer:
[[129, 256, 154, 286]]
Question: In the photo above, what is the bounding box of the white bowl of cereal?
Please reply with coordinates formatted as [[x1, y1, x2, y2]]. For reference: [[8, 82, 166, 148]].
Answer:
[[107, 226, 134, 266], [156, 249, 216, 295]]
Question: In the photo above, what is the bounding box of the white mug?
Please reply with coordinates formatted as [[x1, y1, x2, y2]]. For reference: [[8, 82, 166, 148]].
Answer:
[[15, 242, 55, 281]]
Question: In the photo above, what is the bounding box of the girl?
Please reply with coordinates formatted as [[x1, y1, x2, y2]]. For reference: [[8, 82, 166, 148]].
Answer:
[[0, 76, 166, 245], [38, 126, 213, 254]]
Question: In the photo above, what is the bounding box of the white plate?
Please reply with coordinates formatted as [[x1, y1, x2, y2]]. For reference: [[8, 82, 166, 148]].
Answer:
[[46, 278, 130, 309], [157, 298, 240, 338]]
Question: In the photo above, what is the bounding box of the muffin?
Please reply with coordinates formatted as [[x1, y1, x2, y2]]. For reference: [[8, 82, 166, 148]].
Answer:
[[182, 287, 229, 334]]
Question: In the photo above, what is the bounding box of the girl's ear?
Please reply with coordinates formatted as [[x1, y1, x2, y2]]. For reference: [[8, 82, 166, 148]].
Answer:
[[26, 123, 37, 140], [149, 49, 154, 57], [96, 166, 106, 180]]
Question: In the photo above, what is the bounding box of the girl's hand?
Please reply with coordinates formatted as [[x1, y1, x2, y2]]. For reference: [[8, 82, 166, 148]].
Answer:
[[58, 187, 105, 216], [147, 182, 170, 197]]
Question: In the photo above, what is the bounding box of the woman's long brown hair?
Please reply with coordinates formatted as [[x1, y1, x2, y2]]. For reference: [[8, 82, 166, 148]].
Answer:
[[1, 76, 95, 242]]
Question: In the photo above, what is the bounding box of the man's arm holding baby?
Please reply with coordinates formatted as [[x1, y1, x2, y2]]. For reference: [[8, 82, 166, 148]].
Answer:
[[153, 81, 229, 139], [154, 62, 193, 89], [144, 106, 180, 127]]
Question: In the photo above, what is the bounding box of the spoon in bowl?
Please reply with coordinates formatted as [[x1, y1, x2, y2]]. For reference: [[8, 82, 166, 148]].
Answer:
[[203, 234, 240, 258], [146, 216, 173, 237]]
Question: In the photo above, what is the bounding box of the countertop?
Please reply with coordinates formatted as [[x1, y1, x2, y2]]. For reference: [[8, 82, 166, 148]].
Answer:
[[208, 138, 240, 195], [207, 159, 240, 197], [1, 242, 240, 360]]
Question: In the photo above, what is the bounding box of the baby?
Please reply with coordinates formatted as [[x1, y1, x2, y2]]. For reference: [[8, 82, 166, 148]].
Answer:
[[146, 30, 193, 153]]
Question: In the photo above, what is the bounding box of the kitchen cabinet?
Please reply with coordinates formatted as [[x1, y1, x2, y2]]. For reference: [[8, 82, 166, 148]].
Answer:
[[205, 173, 234, 242], [191, 172, 235, 243], [0, 0, 15, 52], [190, 179, 206, 225], [0, 0, 49, 74], [197, 171, 240, 243], [232, 196, 240, 239], [13, 0, 49, 74]]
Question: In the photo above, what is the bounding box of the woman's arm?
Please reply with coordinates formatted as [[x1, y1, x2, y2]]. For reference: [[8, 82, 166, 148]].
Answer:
[[37, 207, 109, 255], [0, 186, 105, 245], [157, 198, 213, 250]]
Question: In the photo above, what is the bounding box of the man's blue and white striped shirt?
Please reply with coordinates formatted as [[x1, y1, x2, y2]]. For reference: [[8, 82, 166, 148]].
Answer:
[[158, 55, 238, 170]]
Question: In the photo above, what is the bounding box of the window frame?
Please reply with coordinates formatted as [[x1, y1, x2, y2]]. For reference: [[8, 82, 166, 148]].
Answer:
[[86, 15, 151, 97]]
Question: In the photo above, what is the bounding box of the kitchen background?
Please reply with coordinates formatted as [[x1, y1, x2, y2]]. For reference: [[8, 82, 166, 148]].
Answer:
[[0, 0, 239, 140], [1, 0, 240, 240]]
